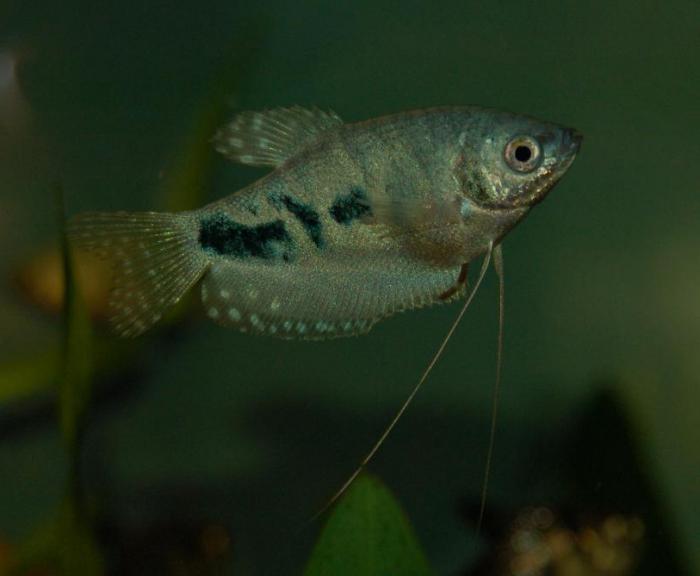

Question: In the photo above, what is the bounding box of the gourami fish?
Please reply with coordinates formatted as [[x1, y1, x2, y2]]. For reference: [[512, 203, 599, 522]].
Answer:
[[69, 105, 581, 516], [69, 106, 581, 340]]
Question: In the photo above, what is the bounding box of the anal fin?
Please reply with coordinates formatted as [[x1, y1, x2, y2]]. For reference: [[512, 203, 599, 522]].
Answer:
[[199, 254, 463, 340]]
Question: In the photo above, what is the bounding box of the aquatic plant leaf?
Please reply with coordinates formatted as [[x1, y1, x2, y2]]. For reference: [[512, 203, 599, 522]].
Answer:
[[303, 474, 432, 576], [0, 348, 61, 405], [160, 51, 245, 213], [57, 185, 94, 451], [159, 94, 222, 213], [0, 337, 135, 408], [4, 498, 103, 576]]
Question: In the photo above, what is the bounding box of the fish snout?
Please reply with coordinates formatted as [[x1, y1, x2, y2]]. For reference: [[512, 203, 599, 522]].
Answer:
[[561, 128, 583, 155]]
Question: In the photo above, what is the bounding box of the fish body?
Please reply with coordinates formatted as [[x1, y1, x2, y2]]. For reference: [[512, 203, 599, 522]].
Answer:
[[70, 106, 581, 338]]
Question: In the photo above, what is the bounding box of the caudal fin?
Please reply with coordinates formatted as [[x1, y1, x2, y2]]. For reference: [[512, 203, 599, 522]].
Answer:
[[68, 211, 208, 337]]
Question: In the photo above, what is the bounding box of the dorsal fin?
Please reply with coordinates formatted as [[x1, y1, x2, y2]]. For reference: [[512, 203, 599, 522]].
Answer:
[[213, 105, 343, 168]]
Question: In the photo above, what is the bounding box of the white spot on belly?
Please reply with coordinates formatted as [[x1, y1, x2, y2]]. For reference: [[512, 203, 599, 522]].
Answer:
[[220, 289, 230, 300], [208, 307, 219, 319], [228, 307, 241, 321], [270, 298, 280, 311]]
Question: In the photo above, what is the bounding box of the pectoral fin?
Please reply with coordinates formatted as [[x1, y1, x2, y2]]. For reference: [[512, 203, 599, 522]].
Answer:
[[365, 195, 467, 267]]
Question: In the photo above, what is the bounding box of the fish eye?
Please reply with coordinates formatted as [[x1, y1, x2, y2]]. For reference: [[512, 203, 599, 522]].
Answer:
[[504, 136, 542, 173]]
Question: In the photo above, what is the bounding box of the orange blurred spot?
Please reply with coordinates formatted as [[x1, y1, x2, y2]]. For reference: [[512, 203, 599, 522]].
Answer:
[[15, 246, 111, 321]]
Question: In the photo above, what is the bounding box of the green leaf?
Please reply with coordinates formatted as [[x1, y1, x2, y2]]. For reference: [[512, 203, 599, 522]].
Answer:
[[0, 347, 62, 404], [1, 187, 104, 576], [303, 474, 433, 576], [4, 498, 103, 576], [0, 337, 136, 408], [56, 184, 94, 453], [159, 49, 245, 213], [158, 94, 221, 213]]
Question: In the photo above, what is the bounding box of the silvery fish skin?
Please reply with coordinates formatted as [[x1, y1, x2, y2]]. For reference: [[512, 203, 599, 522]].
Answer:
[[69, 106, 581, 338]]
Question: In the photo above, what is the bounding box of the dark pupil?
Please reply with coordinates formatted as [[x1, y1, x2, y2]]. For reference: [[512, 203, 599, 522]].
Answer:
[[515, 145, 532, 162]]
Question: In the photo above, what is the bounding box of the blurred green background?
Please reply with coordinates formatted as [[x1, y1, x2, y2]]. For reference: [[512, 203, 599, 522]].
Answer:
[[0, 1, 697, 574]]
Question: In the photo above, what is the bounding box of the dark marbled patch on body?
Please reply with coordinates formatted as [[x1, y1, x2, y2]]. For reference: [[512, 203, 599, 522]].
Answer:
[[199, 213, 293, 260], [281, 195, 325, 248], [329, 187, 372, 225]]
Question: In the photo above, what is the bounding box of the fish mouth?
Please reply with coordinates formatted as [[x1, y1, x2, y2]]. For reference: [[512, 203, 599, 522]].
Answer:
[[560, 128, 583, 157], [551, 128, 583, 176]]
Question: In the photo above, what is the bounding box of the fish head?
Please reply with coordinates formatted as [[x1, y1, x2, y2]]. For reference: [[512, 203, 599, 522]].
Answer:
[[456, 109, 582, 209]]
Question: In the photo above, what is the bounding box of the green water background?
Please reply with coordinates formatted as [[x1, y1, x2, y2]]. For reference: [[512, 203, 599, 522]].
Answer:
[[0, 1, 698, 574]]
